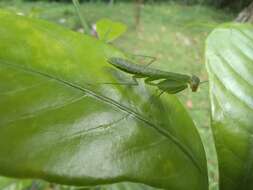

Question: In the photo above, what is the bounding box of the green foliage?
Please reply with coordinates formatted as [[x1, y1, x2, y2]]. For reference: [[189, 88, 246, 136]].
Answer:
[[0, 10, 208, 190], [0, 177, 33, 190], [20, 0, 252, 11], [0, 1, 233, 189], [206, 23, 253, 190], [0, 178, 158, 190], [96, 18, 127, 42]]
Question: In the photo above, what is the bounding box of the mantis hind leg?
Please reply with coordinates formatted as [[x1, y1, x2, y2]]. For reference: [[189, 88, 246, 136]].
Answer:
[[139, 55, 156, 68], [126, 53, 157, 68], [155, 85, 186, 98], [164, 85, 188, 94], [153, 82, 188, 98]]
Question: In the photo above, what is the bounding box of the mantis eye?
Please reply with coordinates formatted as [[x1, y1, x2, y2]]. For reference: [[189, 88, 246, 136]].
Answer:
[[190, 75, 200, 92]]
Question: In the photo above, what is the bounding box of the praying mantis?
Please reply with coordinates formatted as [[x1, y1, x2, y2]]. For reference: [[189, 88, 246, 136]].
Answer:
[[107, 57, 201, 95], [72, 0, 202, 94]]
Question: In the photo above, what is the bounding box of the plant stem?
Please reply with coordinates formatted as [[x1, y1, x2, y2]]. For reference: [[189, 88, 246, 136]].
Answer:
[[72, 0, 90, 34]]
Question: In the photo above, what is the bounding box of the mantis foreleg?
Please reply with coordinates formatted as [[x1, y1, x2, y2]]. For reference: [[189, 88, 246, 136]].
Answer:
[[144, 77, 160, 85], [156, 84, 188, 97]]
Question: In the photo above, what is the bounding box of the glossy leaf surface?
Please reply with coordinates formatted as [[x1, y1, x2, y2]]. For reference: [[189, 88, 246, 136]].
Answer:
[[0, 11, 207, 190], [206, 24, 253, 190]]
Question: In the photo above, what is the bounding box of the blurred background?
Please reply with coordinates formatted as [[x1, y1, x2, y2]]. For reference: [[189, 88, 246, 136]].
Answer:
[[0, 0, 252, 190]]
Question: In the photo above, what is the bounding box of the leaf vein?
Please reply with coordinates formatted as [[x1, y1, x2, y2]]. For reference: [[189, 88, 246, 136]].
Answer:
[[0, 60, 202, 173]]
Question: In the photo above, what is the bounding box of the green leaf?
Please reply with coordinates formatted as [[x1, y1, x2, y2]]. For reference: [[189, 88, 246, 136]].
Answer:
[[96, 18, 127, 43], [206, 23, 253, 190], [0, 177, 33, 190], [0, 11, 208, 190]]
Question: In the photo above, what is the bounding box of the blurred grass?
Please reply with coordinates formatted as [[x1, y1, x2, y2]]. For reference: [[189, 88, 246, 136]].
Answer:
[[0, 1, 234, 190]]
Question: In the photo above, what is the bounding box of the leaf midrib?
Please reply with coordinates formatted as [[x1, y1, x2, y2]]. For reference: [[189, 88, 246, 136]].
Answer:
[[0, 60, 202, 173]]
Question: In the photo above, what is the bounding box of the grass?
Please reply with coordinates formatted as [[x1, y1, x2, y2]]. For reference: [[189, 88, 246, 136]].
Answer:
[[0, 1, 234, 190]]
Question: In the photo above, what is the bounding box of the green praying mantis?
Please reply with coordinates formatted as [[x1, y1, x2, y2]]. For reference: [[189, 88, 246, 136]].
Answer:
[[106, 57, 202, 95], [72, 0, 202, 95]]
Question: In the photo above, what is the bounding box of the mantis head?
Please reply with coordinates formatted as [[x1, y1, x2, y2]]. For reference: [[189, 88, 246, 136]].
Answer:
[[190, 75, 200, 92]]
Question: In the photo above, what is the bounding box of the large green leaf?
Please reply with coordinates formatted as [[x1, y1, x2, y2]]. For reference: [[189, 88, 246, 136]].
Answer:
[[206, 24, 253, 190], [0, 11, 208, 190]]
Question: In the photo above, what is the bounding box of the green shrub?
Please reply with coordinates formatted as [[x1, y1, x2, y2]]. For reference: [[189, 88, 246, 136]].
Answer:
[[21, 0, 252, 11]]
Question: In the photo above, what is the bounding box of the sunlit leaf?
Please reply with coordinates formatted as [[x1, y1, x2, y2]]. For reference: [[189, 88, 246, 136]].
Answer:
[[0, 11, 207, 190], [206, 23, 253, 190]]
